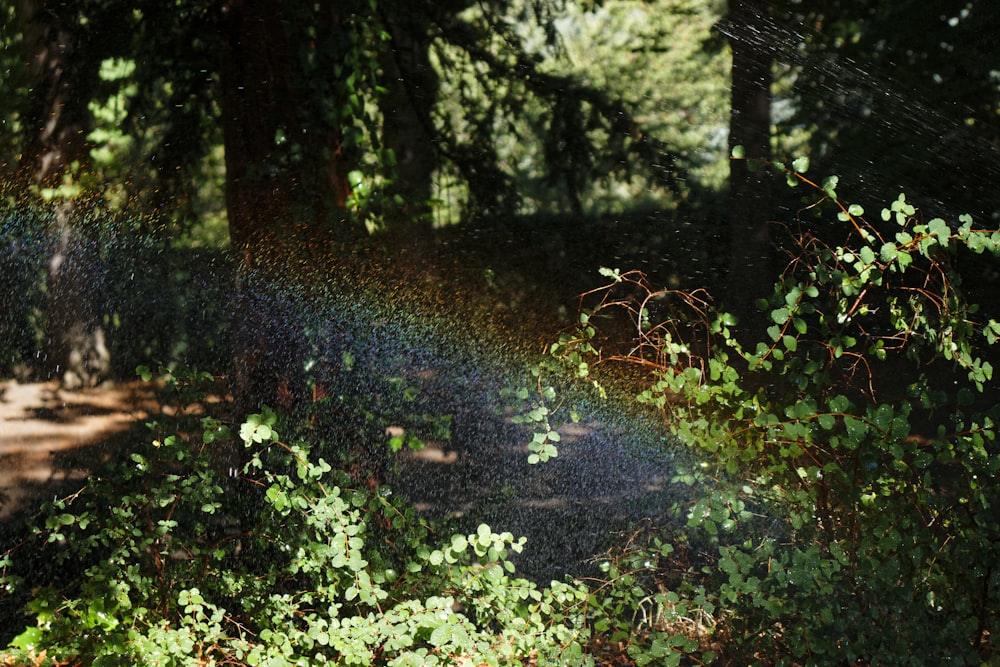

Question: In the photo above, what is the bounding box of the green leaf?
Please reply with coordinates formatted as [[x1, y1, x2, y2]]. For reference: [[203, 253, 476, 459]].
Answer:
[[731, 145, 746, 159], [879, 242, 898, 262], [859, 245, 876, 265], [828, 394, 852, 413], [771, 307, 790, 325], [598, 266, 622, 282], [928, 218, 950, 247], [896, 250, 913, 272], [844, 416, 867, 444], [791, 399, 816, 419], [792, 155, 809, 172], [9, 627, 43, 651], [873, 403, 894, 432], [822, 174, 839, 199]]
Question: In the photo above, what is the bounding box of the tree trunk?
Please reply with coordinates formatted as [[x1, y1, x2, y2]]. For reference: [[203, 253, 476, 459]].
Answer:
[[215, 0, 365, 416], [380, 11, 439, 231], [724, 0, 774, 337], [216, 0, 307, 414], [15, 0, 110, 388], [214, 2, 408, 492]]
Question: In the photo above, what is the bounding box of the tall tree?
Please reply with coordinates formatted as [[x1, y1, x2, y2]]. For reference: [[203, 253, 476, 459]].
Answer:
[[378, 9, 439, 230], [781, 1, 1000, 222], [5, 0, 690, 407], [212, 0, 387, 413], [722, 0, 774, 332], [206, 0, 685, 410], [14, 0, 112, 388]]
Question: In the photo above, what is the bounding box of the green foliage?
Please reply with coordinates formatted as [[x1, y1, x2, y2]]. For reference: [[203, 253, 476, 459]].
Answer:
[[771, 1, 1000, 224], [504, 379, 562, 464], [585, 529, 722, 667], [502, 0, 729, 215], [0, 4, 28, 183], [0, 368, 702, 666], [502, 329, 612, 465], [554, 162, 1000, 663]]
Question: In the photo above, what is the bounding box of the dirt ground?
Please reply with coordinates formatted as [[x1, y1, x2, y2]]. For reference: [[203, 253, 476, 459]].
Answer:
[[0, 380, 163, 521]]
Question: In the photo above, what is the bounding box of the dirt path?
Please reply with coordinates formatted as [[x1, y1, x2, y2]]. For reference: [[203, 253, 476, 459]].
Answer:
[[0, 380, 158, 521]]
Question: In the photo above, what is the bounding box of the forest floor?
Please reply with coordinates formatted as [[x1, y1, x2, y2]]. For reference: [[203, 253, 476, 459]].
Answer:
[[0, 377, 682, 584], [0, 380, 158, 522]]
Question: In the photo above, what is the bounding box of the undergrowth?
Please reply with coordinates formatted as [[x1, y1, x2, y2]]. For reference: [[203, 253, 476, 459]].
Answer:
[[0, 367, 711, 667], [547, 154, 1000, 664], [5, 156, 1000, 665]]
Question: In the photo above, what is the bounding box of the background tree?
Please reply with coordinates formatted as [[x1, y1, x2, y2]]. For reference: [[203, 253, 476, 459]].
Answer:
[[777, 1, 1000, 223], [722, 0, 774, 332], [184, 0, 694, 410], [11, 0, 116, 388], [0, 0, 731, 395]]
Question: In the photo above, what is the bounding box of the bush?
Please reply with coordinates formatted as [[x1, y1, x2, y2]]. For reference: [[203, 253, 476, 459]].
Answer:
[[554, 159, 1000, 664], [0, 368, 711, 666]]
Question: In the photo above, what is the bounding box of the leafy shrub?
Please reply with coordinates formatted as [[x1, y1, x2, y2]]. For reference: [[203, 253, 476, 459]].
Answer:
[[0, 368, 704, 666], [554, 158, 1000, 664]]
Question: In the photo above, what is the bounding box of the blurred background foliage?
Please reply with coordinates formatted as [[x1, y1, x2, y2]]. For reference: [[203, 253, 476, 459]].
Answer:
[[0, 0, 998, 393]]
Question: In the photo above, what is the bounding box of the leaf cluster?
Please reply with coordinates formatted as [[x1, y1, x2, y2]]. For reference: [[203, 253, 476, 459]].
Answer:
[[551, 160, 1000, 663], [1, 368, 704, 666]]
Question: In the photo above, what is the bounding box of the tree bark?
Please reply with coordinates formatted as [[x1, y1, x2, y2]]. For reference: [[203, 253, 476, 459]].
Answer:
[[215, 0, 364, 414], [216, 0, 304, 413], [380, 11, 439, 231], [724, 0, 774, 336], [15, 0, 110, 388]]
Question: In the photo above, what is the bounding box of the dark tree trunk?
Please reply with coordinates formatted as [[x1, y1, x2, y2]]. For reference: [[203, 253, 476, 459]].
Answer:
[[216, 0, 308, 414], [215, 0, 361, 415], [724, 0, 774, 336], [217, 0, 297, 255], [380, 11, 439, 231], [15, 0, 109, 388], [213, 2, 412, 492]]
